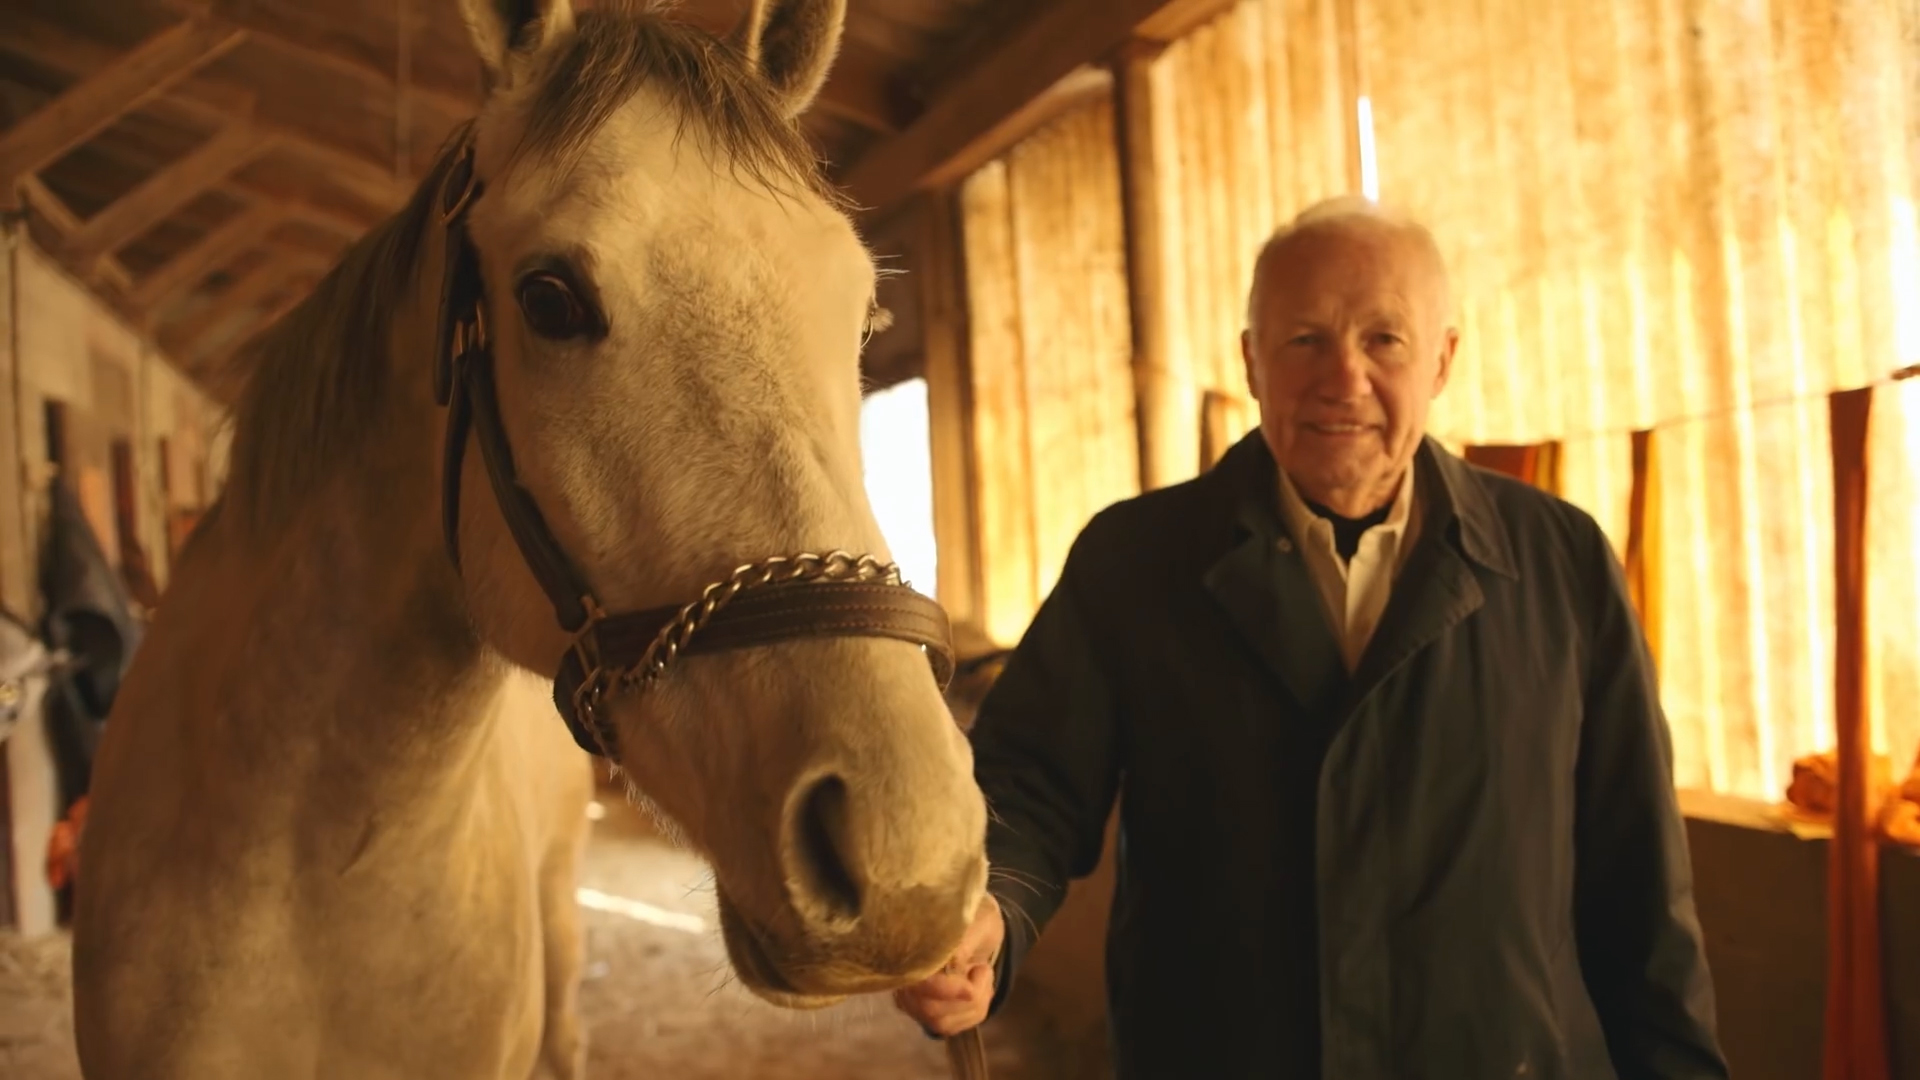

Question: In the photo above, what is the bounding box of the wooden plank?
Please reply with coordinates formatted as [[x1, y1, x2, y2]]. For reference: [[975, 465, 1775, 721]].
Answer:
[[66, 122, 276, 272], [837, 0, 1230, 212], [0, 20, 246, 194], [1823, 385, 1889, 1080], [13, 176, 136, 294], [914, 191, 983, 638], [0, 14, 411, 210], [955, 161, 1038, 647], [130, 199, 289, 312]]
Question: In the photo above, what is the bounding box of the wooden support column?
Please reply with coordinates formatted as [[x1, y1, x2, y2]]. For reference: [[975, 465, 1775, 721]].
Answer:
[[0, 20, 246, 201], [1113, 40, 1197, 491], [130, 200, 288, 313], [1624, 429, 1662, 668], [916, 190, 985, 641], [1823, 385, 1889, 1080], [66, 122, 275, 274]]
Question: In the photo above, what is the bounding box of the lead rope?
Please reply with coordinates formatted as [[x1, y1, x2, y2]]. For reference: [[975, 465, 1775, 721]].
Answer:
[[947, 1028, 989, 1079]]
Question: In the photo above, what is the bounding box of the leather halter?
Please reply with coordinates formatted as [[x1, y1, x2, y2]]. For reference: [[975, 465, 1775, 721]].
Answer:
[[429, 138, 956, 759]]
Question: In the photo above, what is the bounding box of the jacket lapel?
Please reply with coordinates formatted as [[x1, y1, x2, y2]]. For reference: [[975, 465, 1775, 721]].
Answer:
[[1202, 435, 1348, 713], [1348, 443, 1520, 702]]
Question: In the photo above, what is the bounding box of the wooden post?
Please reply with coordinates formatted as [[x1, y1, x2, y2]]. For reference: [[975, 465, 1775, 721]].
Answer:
[[916, 190, 985, 643], [1113, 39, 1196, 491], [1823, 385, 1889, 1080], [1624, 429, 1662, 669]]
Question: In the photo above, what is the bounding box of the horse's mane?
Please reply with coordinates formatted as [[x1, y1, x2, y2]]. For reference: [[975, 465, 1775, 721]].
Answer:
[[221, 0, 840, 535]]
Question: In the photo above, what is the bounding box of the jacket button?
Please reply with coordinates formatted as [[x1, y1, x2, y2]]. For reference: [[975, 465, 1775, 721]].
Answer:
[[1276, 538, 1294, 554]]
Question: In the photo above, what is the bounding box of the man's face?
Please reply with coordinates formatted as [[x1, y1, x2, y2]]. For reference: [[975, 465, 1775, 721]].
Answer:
[[1240, 225, 1457, 516]]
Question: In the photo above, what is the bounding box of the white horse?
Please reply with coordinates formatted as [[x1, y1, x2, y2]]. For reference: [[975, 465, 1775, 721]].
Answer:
[[69, 1, 990, 1076]]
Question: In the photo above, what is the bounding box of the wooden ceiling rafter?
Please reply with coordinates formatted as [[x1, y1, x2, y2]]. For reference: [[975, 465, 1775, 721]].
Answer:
[[0, 16, 246, 206], [2, 13, 413, 213], [64, 118, 277, 279], [13, 174, 138, 293], [835, 0, 1236, 214], [158, 0, 481, 122], [130, 198, 291, 312]]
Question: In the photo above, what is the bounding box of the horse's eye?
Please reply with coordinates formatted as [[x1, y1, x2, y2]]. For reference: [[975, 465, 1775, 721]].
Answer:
[[516, 273, 594, 340]]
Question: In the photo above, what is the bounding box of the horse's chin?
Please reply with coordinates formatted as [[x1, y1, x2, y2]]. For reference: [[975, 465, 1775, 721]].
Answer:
[[714, 888, 938, 1008]]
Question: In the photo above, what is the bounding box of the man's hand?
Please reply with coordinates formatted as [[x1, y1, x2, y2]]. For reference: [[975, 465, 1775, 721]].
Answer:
[[892, 895, 1006, 1036]]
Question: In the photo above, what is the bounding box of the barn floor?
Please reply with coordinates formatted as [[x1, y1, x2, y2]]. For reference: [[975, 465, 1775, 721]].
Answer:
[[0, 790, 1071, 1079]]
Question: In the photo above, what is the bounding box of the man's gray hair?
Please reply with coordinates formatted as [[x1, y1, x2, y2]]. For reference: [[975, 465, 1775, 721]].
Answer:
[[1245, 195, 1454, 332]]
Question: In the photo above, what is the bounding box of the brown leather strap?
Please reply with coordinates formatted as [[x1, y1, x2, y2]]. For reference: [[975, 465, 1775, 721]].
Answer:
[[644, 581, 955, 685]]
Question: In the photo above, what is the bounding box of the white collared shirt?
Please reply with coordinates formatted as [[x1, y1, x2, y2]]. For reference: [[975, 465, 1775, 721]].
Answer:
[[1274, 467, 1420, 672]]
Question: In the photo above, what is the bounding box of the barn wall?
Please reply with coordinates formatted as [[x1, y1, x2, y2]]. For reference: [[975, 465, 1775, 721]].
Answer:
[[2, 234, 225, 935]]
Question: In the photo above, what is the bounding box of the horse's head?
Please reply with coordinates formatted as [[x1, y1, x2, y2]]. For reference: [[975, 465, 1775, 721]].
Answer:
[[440, 0, 989, 1005]]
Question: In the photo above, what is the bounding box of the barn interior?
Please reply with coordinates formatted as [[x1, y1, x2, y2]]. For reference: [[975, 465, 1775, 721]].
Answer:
[[0, 0, 1917, 1077]]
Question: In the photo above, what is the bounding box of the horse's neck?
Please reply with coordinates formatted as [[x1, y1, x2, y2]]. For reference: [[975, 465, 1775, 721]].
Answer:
[[205, 482, 500, 793], [154, 356, 503, 817]]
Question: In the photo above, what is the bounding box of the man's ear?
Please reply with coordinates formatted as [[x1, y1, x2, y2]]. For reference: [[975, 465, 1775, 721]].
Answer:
[[1433, 326, 1459, 395], [459, 0, 575, 92], [1241, 328, 1262, 401]]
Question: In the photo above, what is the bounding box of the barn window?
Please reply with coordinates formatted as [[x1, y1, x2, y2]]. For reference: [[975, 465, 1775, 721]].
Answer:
[[859, 377, 938, 599]]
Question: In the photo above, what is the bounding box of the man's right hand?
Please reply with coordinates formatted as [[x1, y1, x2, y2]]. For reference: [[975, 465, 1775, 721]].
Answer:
[[892, 895, 1007, 1037]]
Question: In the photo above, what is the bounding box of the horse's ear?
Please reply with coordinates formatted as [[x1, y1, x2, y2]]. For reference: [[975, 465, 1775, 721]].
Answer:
[[727, 0, 847, 119], [459, 0, 575, 90]]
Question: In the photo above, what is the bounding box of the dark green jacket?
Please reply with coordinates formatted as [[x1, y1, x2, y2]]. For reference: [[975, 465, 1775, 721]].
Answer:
[[973, 432, 1727, 1079]]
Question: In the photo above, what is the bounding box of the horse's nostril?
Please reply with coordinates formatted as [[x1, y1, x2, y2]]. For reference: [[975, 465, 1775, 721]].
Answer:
[[791, 774, 863, 924]]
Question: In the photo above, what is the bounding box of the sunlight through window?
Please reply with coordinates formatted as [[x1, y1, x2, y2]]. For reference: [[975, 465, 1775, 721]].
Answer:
[[859, 378, 938, 597], [1358, 96, 1379, 200]]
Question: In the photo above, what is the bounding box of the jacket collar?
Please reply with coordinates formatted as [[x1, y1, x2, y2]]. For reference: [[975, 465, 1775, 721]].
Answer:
[[1214, 428, 1517, 581]]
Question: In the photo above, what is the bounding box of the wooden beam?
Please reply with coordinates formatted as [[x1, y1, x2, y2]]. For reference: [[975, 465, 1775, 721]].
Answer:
[[130, 199, 289, 312], [0, 20, 246, 197], [13, 176, 136, 294], [814, 41, 906, 135], [1112, 40, 1196, 491], [161, 254, 318, 356], [837, 0, 1234, 213], [0, 14, 412, 210], [158, 0, 477, 120], [66, 122, 276, 273]]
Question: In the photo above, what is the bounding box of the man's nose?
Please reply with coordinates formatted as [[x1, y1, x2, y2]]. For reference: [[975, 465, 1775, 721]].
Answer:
[[1315, 340, 1371, 399]]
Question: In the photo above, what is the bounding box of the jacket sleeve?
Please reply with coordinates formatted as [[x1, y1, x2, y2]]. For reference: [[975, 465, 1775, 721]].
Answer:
[[967, 527, 1123, 1020], [1572, 523, 1730, 1079]]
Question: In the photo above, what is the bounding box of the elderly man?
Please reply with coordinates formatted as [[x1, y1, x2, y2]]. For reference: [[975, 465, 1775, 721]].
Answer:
[[895, 197, 1728, 1077]]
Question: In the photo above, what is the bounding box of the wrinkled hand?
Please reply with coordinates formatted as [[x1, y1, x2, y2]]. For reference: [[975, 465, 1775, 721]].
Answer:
[[892, 895, 1006, 1037]]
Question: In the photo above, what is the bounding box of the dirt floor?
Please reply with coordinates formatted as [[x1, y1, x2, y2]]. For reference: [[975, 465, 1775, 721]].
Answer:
[[0, 792, 1076, 1079]]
